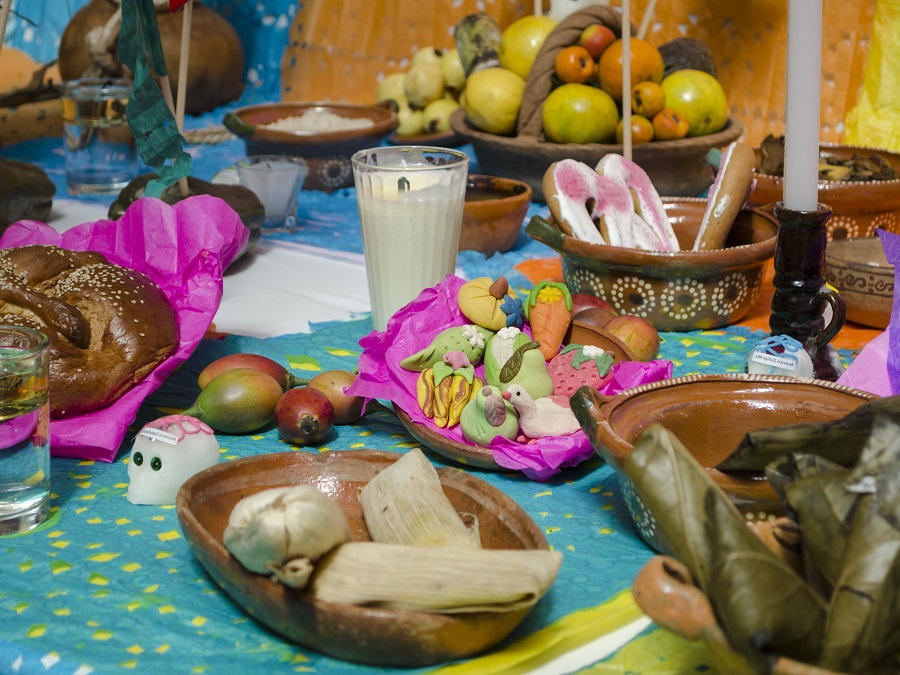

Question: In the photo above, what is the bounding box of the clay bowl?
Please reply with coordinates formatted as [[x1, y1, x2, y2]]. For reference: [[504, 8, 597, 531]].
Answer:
[[388, 128, 465, 148], [223, 102, 399, 192], [526, 198, 778, 332], [460, 174, 533, 256], [569, 374, 877, 551], [824, 235, 895, 329], [450, 108, 743, 202], [751, 143, 900, 240], [176, 449, 549, 666], [394, 407, 504, 470]]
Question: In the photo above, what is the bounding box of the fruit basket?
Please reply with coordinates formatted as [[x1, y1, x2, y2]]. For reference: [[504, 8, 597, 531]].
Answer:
[[451, 5, 744, 202]]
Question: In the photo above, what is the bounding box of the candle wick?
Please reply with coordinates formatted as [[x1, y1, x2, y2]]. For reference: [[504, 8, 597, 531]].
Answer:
[[398, 177, 410, 193]]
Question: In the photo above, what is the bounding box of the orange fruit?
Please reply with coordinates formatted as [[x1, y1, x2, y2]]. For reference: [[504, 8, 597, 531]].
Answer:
[[652, 108, 689, 140], [554, 45, 596, 84], [616, 115, 654, 144], [597, 37, 664, 102], [631, 81, 666, 118]]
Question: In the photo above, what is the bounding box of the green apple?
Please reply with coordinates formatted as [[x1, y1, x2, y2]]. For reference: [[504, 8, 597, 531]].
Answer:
[[464, 67, 525, 136], [498, 15, 558, 81], [542, 83, 619, 144], [660, 69, 729, 137]]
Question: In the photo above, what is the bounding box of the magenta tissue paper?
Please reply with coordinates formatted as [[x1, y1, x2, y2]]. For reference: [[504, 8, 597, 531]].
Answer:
[[348, 275, 672, 481], [0, 195, 249, 462]]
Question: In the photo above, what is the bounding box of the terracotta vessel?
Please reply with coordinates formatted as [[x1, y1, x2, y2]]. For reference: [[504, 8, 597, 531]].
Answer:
[[460, 174, 532, 256], [569, 374, 877, 551], [526, 198, 778, 332], [58, 0, 244, 115], [751, 143, 900, 241], [223, 102, 399, 192], [825, 235, 895, 329], [176, 450, 549, 666]]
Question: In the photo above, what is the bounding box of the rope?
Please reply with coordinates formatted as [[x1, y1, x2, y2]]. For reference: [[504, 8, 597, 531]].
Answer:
[[182, 126, 236, 145], [81, 0, 171, 78]]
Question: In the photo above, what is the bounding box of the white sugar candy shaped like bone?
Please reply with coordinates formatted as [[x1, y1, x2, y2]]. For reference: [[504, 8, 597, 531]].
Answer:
[[543, 159, 636, 246], [595, 154, 680, 252]]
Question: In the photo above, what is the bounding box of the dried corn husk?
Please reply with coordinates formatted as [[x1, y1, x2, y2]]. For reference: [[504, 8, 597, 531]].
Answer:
[[308, 541, 562, 613], [223, 485, 352, 588], [359, 448, 480, 548]]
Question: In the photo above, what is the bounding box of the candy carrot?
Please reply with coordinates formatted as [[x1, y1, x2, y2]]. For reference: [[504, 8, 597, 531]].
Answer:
[[524, 281, 573, 360]]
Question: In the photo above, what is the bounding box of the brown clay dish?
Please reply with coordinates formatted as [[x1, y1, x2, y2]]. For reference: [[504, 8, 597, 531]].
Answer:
[[461, 174, 532, 256], [223, 102, 399, 192], [393, 406, 504, 470], [388, 128, 465, 148], [751, 143, 900, 240], [176, 449, 549, 666], [824, 235, 894, 329], [526, 198, 778, 332], [571, 374, 877, 540]]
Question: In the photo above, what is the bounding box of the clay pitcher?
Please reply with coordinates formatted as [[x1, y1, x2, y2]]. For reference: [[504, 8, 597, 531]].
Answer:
[[58, 0, 245, 115]]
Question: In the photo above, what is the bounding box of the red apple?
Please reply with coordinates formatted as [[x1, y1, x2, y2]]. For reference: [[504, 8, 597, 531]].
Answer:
[[603, 314, 661, 362], [579, 23, 617, 61], [570, 292, 617, 317]]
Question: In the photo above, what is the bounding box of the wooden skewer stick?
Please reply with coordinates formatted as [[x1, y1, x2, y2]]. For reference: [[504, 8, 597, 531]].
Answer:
[[158, 72, 190, 197], [622, 0, 632, 162], [175, 0, 192, 133], [533, 0, 541, 17], [637, 0, 658, 40], [0, 0, 13, 64]]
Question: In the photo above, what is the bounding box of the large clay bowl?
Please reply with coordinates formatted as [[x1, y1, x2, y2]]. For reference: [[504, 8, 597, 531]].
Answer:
[[223, 102, 398, 192], [824, 235, 895, 329], [751, 143, 900, 240], [394, 407, 503, 470], [526, 198, 778, 331], [461, 174, 532, 256], [569, 374, 877, 551], [451, 108, 743, 202], [176, 450, 548, 666]]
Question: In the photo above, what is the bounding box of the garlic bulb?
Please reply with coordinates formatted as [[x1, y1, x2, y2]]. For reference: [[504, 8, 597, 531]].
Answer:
[[223, 485, 352, 588]]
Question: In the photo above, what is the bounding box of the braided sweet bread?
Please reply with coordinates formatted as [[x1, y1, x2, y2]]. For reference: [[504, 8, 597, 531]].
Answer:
[[0, 245, 178, 418]]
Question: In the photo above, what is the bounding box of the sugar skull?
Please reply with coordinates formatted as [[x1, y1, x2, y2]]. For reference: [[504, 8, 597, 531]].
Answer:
[[127, 415, 219, 505]]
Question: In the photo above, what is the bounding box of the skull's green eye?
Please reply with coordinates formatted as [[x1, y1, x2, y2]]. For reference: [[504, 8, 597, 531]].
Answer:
[[150, 457, 162, 471], [133, 452, 143, 466]]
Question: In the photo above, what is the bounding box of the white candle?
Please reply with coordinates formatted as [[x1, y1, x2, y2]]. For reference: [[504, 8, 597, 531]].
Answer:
[[783, 0, 823, 212]]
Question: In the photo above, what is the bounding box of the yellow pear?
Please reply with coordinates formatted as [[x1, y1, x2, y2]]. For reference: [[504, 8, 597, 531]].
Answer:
[[464, 67, 525, 136]]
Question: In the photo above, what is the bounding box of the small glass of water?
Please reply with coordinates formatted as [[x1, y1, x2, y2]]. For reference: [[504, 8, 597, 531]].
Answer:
[[0, 327, 50, 535], [60, 78, 138, 195]]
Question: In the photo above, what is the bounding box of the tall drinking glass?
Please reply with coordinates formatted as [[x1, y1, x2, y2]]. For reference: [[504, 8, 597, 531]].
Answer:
[[60, 78, 137, 195], [0, 327, 50, 535], [352, 146, 469, 332]]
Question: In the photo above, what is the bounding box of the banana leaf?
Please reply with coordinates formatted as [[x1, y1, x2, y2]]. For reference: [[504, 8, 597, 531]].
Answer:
[[705, 492, 827, 667], [820, 494, 900, 673], [716, 396, 900, 472], [765, 452, 844, 501], [783, 463, 857, 587], [844, 416, 900, 495], [624, 425, 826, 668]]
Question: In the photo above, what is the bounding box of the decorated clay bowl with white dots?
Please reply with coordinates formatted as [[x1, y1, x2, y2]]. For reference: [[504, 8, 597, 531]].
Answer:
[[526, 198, 778, 332], [569, 374, 878, 553], [751, 143, 900, 241], [223, 101, 399, 192]]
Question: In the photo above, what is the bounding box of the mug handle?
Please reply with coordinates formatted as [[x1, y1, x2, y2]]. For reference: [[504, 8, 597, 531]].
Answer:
[[816, 286, 846, 349]]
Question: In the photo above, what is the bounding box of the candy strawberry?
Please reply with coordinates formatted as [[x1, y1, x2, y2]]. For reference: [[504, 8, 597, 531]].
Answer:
[[548, 344, 616, 397]]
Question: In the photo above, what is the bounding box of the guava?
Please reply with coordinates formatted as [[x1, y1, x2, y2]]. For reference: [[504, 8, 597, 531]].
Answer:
[[660, 69, 729, 137], [464, 67, 525, 136], [498, 15, 558, 81], [542, 83, 619, 144]]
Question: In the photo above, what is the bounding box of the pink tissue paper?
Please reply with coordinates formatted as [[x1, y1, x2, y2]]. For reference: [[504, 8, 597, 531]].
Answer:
[[348, 275, 672, 481], [836, 228, 898, 396], [0, 195, 249, 462]]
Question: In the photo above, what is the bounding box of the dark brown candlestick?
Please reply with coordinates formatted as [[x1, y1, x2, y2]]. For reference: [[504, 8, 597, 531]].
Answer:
[[769, 202, 846, 381]]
